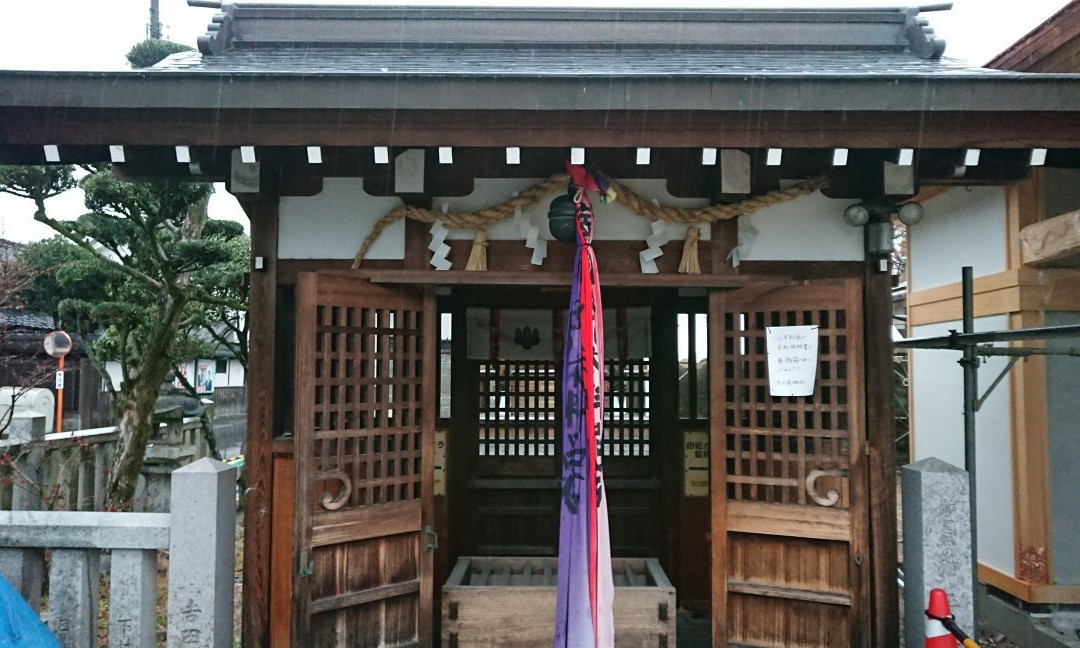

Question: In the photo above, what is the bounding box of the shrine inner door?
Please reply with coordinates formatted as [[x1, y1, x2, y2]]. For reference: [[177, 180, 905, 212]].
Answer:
[[462, 306, 662, 560]]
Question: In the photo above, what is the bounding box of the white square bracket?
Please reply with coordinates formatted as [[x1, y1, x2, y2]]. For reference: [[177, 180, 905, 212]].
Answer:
[[832, 148, 849, 166], [43, 145, 60, 162], [175, 145, 191, 164], [570, 147, 585, 165], [1030, 148, 1047, 166], [636, 147, 651, 165], [439, 147, 453, 164], [374, 146, 390, 164], [506, 147, 520, 165], [306, 146, 322, 164], [897, 148, 915, 166], [701, 147, 717, 166], [109, 145, 126, 163]]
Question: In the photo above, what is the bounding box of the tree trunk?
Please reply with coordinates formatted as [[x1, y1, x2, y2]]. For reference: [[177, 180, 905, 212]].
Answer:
[[104, 385, 158, 510], [103, 293, 187, 511]]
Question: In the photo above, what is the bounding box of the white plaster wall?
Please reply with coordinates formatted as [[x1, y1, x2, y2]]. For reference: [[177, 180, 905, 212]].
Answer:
[[910, 187, 1007, 293], [277, 176, 869, 263], [735, 190, 864, 262], [279, 178, 406, 259], [911, 315, 1015, 575]]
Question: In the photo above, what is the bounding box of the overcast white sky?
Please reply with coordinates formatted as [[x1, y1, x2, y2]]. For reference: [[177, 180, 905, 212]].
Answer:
[[0, 0, 1072, 242]]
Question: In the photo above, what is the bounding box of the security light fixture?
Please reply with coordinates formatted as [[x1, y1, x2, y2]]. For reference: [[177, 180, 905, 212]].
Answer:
[[843, 201, 924, 257], [898, 202, 925, 226], [843, 204, 871, 227]]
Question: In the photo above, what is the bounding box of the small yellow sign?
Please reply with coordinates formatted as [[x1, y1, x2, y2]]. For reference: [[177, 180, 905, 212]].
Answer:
[[684, 430, 709, 497]]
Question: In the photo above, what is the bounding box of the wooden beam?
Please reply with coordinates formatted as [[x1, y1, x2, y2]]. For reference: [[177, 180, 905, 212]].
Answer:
[[979, 564, 1080, 604], [358, 269, 765, 288], [1006, 173, 1044, 270], [241, 196, 279, 648], [908, 268, 1080, 326], [865, 262, 899, 648], [1009, 310, 1052, 585], [6, 108, 1080, 149]]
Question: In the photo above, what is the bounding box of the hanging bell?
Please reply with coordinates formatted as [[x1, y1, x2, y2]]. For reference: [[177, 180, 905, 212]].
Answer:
[[547, 193, 578, 244]]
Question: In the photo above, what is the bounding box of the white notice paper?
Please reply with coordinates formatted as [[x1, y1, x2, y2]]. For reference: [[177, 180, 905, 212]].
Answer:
[[766, 325, 819, 397]]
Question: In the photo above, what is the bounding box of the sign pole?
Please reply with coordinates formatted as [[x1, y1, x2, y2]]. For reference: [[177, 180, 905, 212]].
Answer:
[[55, 355, 64, 434], [43, 330, 73, 435]]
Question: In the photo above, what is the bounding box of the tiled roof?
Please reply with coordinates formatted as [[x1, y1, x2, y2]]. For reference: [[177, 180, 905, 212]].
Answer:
[[0, 309, 54, 331], [153, 48, 990, 78], [155, 4, 971, 79]]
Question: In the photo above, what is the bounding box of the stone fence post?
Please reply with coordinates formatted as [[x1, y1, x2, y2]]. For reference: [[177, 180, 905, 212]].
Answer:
[[902, 457, 974, 648], [0, 412, 46, 612], [166, 457, 236, 648]]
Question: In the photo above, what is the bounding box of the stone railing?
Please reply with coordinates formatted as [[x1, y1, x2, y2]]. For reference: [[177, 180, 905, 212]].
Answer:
[[0, 412, 210, 512], [0, 458, 236, 648]]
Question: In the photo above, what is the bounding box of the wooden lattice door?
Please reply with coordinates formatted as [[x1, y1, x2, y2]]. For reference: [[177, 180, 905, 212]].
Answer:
[[709, 280, 870, 647], [292, 273, 435, 647]]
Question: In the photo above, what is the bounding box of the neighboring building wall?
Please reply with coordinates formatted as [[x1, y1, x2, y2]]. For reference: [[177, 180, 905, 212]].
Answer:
[[1044, 167, 1080, 218], [104, 358, 246, 392], [909, 186, 1007, 292], [909, 186, 1014, 575], [1046, 311, 1080, 586], [224, 359, 245, 389], [911, 315, 1016, 576]]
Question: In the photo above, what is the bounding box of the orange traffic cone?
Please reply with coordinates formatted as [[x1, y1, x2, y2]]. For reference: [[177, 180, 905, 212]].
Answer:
[[925, 588, 956, 648]]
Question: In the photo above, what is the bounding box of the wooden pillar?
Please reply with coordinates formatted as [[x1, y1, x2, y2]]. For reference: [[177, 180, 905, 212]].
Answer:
[[651, 295, 680, 584], [865, 262, 899, 647], [1009, 310, 1051, 584], [1005, 175, 1051, 585], [448, 302, 470, 564], [240, 196, 279, 648], [707, 289, 728, 648]]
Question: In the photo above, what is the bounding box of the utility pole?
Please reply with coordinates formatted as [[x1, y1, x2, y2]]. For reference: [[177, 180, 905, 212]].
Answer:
[[150, 0, 161, 39]]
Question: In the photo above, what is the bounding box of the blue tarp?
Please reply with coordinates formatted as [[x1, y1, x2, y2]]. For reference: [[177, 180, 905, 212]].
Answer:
[[0, 574, 59, 648]]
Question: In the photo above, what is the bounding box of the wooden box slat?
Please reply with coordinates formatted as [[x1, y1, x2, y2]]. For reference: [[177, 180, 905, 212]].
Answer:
[[443, 556, 676, 647]]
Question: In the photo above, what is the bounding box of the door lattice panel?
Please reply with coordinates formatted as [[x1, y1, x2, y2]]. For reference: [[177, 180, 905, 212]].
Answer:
[[477, 361, 558, 458], [603, 360, 651, 458], [474, 360, 653, 459], [311, 303, 424, 511], [469, 351, 658, 557], [721, 308, 853, 508]]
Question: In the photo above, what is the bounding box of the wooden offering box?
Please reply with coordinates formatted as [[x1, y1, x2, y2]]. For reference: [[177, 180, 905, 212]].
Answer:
[[442, 556, 676, 647]]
